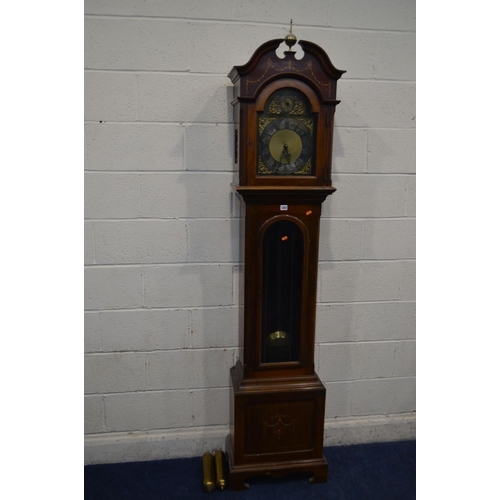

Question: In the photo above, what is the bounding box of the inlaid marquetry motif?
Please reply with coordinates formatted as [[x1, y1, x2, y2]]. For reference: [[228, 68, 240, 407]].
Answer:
[[244, 401, 315, 455], [245, 57, 332, 98], [263, 413, 297, 439]]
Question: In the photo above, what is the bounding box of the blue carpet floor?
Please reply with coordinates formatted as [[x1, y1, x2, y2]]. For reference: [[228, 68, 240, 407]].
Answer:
[[85, 440, 416, 499]]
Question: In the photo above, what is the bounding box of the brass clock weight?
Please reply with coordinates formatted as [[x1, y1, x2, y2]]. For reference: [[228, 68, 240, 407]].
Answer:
[[226, 21, 345, 490]]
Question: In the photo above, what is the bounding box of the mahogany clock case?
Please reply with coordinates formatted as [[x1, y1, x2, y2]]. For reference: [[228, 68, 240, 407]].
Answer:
[[226, 37, 345, 490]]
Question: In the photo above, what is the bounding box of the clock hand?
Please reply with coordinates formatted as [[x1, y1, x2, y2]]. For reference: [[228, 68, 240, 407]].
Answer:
[[280, 144, 292, 164]]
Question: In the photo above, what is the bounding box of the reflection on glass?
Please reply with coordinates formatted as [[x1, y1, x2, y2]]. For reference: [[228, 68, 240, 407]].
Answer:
[[261, 220, 304, 363]]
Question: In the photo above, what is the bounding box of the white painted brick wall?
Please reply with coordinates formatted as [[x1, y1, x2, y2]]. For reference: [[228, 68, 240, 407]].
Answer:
[[84, 72, 137, 121], [351, 377, 416, 416], [104, 391, 192, 432], [85, 19, 190, 71], [84, 396, 104, 434], [99, 309, 190, 352], [139, 173, 233, 218], [92, 220, 188, 264], [84, 312, 101, 352], [137, 74, 232, 123], [85, 352, 147, 394], [362, 219, 416, 260], [84, 221, 94, 264], [143, 264, 234, 308], [191, 307, 240, 348], [316, 302, 416, 344], [367, 129, 416, 173], [185, 124, 234, 172], [406, 176, 416, 216], [187, 219, 239, 262], [323, 175, 409, 218], [84, 266, 143, 310], [190, 388, 232, 427], [332, 128, 367, 173], [84, 0, 415, 460], [84, 173, 140, 219], [147, 349, 236, 390], [84, 0, 237, 19], [319, 261, 407, 302], [189, 23, 280, 74], [319, 219, 364, 261], [85, 123, 184, 171]]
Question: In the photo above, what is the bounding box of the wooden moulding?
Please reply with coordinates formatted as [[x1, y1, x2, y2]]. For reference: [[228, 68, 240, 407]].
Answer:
[[232, 184, 336, 205], [226, 360, 328, 490]]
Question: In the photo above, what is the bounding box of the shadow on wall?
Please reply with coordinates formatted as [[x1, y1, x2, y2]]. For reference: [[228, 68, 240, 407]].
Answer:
[[145, 82, 237, 446]]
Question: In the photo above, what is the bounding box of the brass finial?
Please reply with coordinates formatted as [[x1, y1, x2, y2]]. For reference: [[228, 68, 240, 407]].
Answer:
[[284, 19, 297, 49]]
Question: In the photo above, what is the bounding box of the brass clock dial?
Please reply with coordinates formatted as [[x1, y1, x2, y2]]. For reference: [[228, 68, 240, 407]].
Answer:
[[257, 88, 316, 176], [259, 117, 313, 174]]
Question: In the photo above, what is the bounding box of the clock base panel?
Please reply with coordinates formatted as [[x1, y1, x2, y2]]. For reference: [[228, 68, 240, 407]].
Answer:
[[226, 434, 328, 490], [227, 360, 328, 490]]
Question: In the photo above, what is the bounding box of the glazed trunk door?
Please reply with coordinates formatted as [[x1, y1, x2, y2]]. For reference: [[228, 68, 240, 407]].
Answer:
[[261, 219, 304, 364]]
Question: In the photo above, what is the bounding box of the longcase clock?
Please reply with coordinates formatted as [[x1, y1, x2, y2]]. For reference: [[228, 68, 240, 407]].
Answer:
[[226, 27, 345, 490]]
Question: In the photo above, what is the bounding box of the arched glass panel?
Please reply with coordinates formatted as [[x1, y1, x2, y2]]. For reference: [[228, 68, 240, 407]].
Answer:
[[261, 220, 304, 363]]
